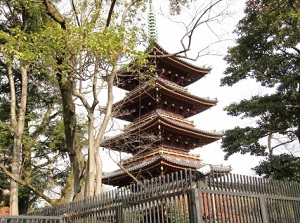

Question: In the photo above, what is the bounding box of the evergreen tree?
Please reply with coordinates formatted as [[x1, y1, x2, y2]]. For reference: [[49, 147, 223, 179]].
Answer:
[[221, 0, 300, 181]]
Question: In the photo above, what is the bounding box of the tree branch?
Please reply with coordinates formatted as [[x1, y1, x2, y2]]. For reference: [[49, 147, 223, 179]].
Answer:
[[43, 0, 66, 29], [107, 150, 144, 188], [106, 0, 117, 27], [0, 164, 56, 206], [70, 0, 80, 27]]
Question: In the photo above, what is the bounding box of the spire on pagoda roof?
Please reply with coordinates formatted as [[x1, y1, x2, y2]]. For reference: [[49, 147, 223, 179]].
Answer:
[[148, 0, 158, 42]]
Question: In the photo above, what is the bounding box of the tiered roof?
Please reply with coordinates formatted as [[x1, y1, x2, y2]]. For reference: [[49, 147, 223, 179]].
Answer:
[[103, 110, 222, 154], [113, 77, 217, 121], [103, 149, 203, 186], [103, 148, 231, 187], [115, 43, 211, 91]]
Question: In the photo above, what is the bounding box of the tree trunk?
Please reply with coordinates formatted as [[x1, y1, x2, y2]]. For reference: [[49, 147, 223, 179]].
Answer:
[[95, 149, 102, 195], [92, 67, 117, 196], [9, 65, 28, 215], [85, 112, 96, 197], [42, 0, 86, 203], [55, 73, 84, 204], [297, 79, 300, 143], [19, 122, 31, 214]]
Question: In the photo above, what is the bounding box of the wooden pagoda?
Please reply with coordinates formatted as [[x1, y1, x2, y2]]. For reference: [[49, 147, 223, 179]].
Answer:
[[102, 43, 230, 187]]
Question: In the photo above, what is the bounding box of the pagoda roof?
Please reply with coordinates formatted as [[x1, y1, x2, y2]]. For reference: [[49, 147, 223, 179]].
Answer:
[[151, 42, 211, 76], [121, 147, 202, 166], [102, 110, 223, 153], [102, 150, 204, 186], [102, 149, 231, 187], [116, 43, 211, 90], [121, 110, 222, 139], [113, 77, 217, 121], [125, 109, 195, 130]]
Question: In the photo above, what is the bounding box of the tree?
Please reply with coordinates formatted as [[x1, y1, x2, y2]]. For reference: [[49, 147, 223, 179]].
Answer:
[[40, 0, 152, 198], [0, 0, 82, 213], [0, 0, 39, 213], [0, 65, 69, 214], [220, 0, 300, 180], [253, 153, 300, 183]]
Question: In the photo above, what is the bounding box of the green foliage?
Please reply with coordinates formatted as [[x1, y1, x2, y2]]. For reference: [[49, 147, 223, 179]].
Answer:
[[0, 62, 67, 212], [222, 0, 300, 88], [0, 173, 10, 206], [171, 210, 190, 223], [222, 127, 267, 159], [254, 154, 300, 183], [169, 0, 192, 15], [221, 0, 300, 179], [0, 1, 69, 209], [0, 71, 13, 160]]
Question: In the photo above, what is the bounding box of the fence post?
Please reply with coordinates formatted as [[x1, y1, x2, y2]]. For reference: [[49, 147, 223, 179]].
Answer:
[[60, 215, 64, 223], [195, 171, 208, 189], [116, 204, 123, 223], [189, 189, 203, 223], [260, 196, 270, 223]]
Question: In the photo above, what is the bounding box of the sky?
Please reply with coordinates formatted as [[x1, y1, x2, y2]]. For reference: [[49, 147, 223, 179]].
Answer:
[[102, 0, 264, 176]]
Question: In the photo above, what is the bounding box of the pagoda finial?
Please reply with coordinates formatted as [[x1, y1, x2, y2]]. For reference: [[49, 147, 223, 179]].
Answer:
[[148, 0, 158, 42]]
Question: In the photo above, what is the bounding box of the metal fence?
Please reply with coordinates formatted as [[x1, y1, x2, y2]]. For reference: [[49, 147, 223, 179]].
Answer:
[[197, 172, 300, 222], [31, 170, 195, 222], [0, 215, 62, 223], [25, 170, 300, 223]]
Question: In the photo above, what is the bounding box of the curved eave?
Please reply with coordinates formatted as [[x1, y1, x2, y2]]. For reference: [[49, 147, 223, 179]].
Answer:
[[114, 42, 211, 90], [102, 153, 204, 186], [109, 113, 223, 139], [152, 43, 211, 76], [122, 148, 201, 166], [157, 78, 217, 109], [158, 115, 223, 140], [102, 113, 222, 152], [113, 78, 217, 121]]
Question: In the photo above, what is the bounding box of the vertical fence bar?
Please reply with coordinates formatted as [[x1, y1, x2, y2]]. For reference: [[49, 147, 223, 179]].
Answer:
[[259, 196, 269, 223], [295, 200, 300, 221], [205, 192, 211, 223], [189, 189, 203, 223]]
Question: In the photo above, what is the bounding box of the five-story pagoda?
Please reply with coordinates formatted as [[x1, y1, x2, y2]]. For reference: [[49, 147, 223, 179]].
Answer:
[[102, 43, 226, 187]]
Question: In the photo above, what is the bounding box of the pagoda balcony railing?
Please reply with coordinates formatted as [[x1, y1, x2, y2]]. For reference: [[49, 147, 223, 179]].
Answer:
[[124, 109, 194, 130], [156, 77, 188, 93], [120, 147, 201, 165]]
